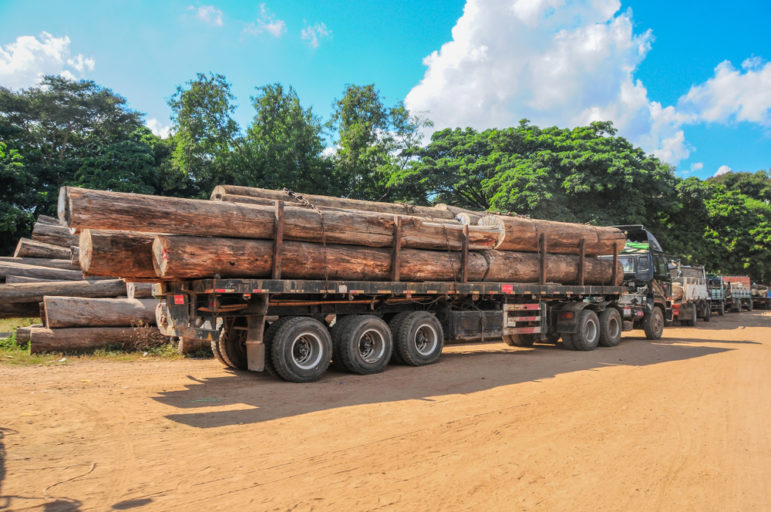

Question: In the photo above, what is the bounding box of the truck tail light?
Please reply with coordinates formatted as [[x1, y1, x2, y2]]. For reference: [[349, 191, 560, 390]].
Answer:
[[559, 311, 574, 320]]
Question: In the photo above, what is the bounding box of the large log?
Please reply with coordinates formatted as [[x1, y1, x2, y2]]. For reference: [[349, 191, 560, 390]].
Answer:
[[36, 215, 60, 225], [211, 185, 456, 220], [79, 229, 158, 278], [28, 326, 164, 353], [152, 235, 622, 285], [0, 279, 126, 304], [434, 204, 484, 225], [0, 261, 85, 281], [43, 297, 157, 328], [31, 222, 78, 247], [479, 215, 626, 255], [6, 275, 58, 284], [126, 282, 156, 299], [60, 187, 498, 251], [14, 238, 72, 259], [0, 302, 41, 319], [0, 257, 79, 270]]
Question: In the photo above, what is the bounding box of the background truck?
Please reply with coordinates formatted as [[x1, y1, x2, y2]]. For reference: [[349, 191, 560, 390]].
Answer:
[[751, 284, 770, 310], [669, 263, 711, 325], [708, 275, 727, 315], [724, 276, 753, 312], [157, 225, 670, 382]]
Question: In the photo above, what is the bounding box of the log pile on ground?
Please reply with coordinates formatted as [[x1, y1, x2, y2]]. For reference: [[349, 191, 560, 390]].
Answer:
[[58, 186, 624, 285]]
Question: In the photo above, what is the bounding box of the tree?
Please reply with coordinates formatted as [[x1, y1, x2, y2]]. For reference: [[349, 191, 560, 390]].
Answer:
[[708, 170, 770, 203], [169, 73, 241, 196], [0, 141, 33, 254]]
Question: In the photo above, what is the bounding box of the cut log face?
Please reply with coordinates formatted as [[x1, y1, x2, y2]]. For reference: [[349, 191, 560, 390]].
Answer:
[[13, 238, 72, 259], [0, 261, 85, 281], [79, 229, 158, 278], [28, 326, 164, 353], [210, 185, 456, 220], [31, 222, 78, 247], [0, 279, 126, 304], [43, 297, 157, 328]]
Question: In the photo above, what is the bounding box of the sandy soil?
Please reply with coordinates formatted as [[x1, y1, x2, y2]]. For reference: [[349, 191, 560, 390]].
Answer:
[[1, 311, 769, 511]]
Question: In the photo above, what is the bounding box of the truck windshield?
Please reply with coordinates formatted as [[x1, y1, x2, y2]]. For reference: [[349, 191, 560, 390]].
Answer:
[[619, 256, 635, 273]]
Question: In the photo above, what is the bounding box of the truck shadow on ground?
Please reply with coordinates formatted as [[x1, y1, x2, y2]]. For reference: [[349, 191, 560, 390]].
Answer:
[[154, 338, 732, 429]]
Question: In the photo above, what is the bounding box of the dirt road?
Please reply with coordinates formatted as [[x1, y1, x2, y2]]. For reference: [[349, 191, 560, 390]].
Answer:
[[1, 311, 769, 511]]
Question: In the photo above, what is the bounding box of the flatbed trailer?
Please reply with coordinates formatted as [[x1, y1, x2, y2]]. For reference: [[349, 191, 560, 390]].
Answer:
[[156, 276, 666, 382]]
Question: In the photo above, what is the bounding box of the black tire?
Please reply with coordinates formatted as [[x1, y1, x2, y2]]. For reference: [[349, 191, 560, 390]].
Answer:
[[270, 317, 332, 382], [703, 302, 711, 322], [211, 334, 230, 368], [644, 306, 664, 340], [387, 312, 411, 364], [747, 300, 753, 312], [503, 334, 537, 347], [263, 317, 293, 377], [561, 333, 575, 350], [544, 332, 560, 344], [681, 304, 696, 326], [393, 311, 444, 366], [718, 301, 725, 316], [598, 308, 622, 347], [218, 317, 247, 370], [331, 315, 392, 375], [567, 309, 600, 351]]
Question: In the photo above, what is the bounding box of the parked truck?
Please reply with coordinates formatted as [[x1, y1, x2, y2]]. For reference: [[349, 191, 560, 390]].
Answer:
[[155, 225, 670, 382], [669, 262, 711, 324], [751, 283, 770, 310], [724, 276, 753, 312], [708, 275, 727, 316]]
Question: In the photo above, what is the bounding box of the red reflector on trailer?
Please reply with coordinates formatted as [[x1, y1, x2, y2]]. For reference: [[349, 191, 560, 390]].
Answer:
[[173, 295, 185, 305], [501, 284, 513, 294], [215, 289, 226, 293], [559, 311, 574, 320]]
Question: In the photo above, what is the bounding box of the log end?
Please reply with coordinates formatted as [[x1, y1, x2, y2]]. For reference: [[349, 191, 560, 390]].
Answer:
[[478, 215, 507, 249], [210, 185, 226, 201], [151, 236, 169, 278], [78, 229, 93, 273], [57, 186, 71, 226]]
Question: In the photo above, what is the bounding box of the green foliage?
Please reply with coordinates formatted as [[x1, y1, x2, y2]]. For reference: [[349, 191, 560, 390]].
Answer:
[[708, 170, 770, 203]]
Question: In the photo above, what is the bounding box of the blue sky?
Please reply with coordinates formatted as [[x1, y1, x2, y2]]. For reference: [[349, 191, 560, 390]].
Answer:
[[1, 0, 769, 180]]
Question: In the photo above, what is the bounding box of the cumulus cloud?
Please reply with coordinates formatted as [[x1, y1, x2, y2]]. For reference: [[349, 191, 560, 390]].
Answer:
[[0, 32, 95, 90], [690, 162, 704, 172], [188, 5, 223, 27], [301, 22, 330, 48], [146, 118, 172, 139], [714, 165, 732, 177], [244, 4, 286, 37]]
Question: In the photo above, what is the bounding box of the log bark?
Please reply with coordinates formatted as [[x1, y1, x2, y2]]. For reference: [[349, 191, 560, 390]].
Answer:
[[0, 279, 126, 304], [29, 326, 163, 353], [210, 185, 456, 220], [31, 222, 78, 247], [60, 187, 498, 251], [6, 275, 58, 284], [152, 235, 622, 285], [79, 229, 157, 278], [36, 215, 60, 225], [70, 246, 79, 266], [13, 238, 72, 259], [126, 282, 156, 299], [43, 297, 157, 328], [479, 215, 626, 255], [0, 257, 79, 270], [434, 204, 484, 225], [0, 261, 85, 281], [0, 302, 41, 319]]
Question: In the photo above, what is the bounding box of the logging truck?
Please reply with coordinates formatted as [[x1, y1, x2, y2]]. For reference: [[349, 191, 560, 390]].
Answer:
[[669, 262, 711, 325], [154, 224, 669, 383]]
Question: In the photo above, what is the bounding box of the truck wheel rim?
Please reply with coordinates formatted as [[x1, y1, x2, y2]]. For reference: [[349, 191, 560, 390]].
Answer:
[[358, 328, 385, 363], [585, 319, 598, 343], [654, 311, 663, 333], [414, 324, 438, 356], [291, 333, 323, 370]]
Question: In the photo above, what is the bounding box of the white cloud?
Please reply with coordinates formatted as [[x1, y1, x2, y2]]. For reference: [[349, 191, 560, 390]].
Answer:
[[0, 32, 95, 90], [188, 5, 223, 27], [677, 59, 771, 126], [690, 162, 704, 172], [244, 4, 286, 38], [714, 165, 732, 177], [301, 22, 330, 48], [146, 118, 172, 139]]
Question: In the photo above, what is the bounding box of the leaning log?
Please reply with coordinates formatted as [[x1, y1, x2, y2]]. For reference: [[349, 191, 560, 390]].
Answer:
[[126, 282, 156, 299], [28, 326, 164, 353], [5, 275, 57, 284], [60, 187, 498, 251], [0, 302, 41, 319], [0, 261, 85, 281], [479, 215, 626, 255], [31, 222, 78, 247], [79, 229, 158, 278], [0, 279, 126, 304], [13, 238, 72, 259], [211, 185, 456, 220], [43, 297, 157, 328], [152, 235, 622, 285], [0, 257, 79, 270]]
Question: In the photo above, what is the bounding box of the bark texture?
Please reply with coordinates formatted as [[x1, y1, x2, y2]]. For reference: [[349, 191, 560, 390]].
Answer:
[[43, 297, 157, 328]]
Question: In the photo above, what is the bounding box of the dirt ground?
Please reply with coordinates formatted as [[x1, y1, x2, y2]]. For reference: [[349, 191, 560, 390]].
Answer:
[[1, 311, 769, 512]]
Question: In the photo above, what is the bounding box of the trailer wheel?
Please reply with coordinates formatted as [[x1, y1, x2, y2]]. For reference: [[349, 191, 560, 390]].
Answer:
[[703, 302, 711, 322], [718, 301, 725, 316], [566, 310, 600, 351], [262, 317, 293, 377], [332, 315, 392, 375], [387, 313, 411, 364], [211, 333, 230, 368], [218, 317, 248, 370], [681, 304, 696, 326], [643, 306, 664, 340], [270, 317, 332, 383], [746, 299, 753, 312], [394, 311, 444, 366], [561, 335, 575, 350], [598, 308, 622, 347]]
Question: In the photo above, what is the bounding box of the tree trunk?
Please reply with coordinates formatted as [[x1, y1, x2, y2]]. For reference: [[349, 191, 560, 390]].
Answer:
[[0, 257, 79, 270], [59, 187, 497, 251], [29, 326, 164, 353], [79, 229, 158, 278], [0, 302, 41, 319], [0, 261, 85, 281], [152, 235, 622, 285], [0, 279, 126, 304], [13, 238, 72, 259], [5, 275, 58, 284], [479, 215, 626, 255], [31, 222, 78, 247], [43, 297, 157, 328], [126, 282, 156, 299], [210, 185, 456, 220]]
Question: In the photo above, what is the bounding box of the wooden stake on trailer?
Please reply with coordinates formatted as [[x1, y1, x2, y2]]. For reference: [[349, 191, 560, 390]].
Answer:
[[272, 200, 285, 279], [539, 233, 547, 286], [461, 224, 469, 283], [578, 238, 586, 286], [611, 242, 619, 286], [391, 216, 403, 282]]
